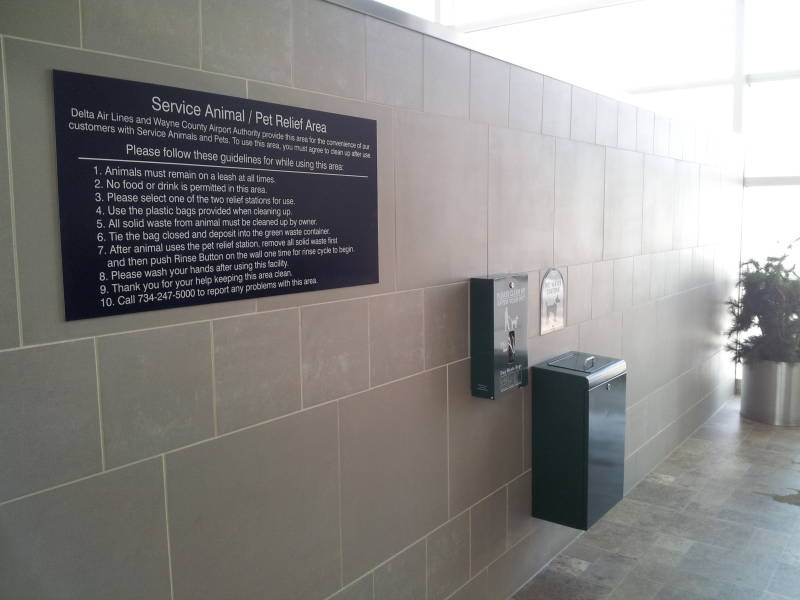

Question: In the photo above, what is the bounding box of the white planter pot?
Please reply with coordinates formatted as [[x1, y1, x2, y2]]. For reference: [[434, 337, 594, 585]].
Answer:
[[741, 360, 800, 426]]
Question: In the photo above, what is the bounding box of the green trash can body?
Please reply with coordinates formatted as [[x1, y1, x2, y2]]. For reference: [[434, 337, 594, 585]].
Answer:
[[531, 351, 626, 530]]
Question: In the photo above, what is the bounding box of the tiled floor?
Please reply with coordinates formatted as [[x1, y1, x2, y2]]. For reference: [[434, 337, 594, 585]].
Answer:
[[514, 397, 800, 600]]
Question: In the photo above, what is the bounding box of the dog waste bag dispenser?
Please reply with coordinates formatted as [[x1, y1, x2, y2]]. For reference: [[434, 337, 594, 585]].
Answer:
[[531, 351, 626, 530], [470, 274, 528, 399]]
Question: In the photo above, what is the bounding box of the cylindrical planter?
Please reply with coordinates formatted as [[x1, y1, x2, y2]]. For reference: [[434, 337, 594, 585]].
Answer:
[[741, 360, 800, 426]]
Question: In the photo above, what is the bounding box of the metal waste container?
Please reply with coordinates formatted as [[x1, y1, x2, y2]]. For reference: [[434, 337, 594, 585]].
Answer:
[[531, 351, 626, 530]]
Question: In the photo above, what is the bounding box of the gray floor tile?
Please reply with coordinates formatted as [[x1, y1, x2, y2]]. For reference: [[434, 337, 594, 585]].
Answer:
[[581, 552, 637, 589], [581, 521, 659, 559], [551, 554, 592, 577], [654, 584, 713, 600], [627, 477, 696, 511], [608, 573, 663, 600], [520, 397, 800, 600], [602, 498, 679, 533], [769, 563, 800, 599], [677, 542, 777, 590], [516, 567, 613, 600]]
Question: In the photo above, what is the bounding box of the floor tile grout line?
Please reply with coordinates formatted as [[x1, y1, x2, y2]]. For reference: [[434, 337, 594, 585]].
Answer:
[[764, 559, 782, 598]]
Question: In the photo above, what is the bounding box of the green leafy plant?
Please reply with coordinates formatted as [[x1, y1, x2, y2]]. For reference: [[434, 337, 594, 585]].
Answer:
[[727, 250, 800, 363]]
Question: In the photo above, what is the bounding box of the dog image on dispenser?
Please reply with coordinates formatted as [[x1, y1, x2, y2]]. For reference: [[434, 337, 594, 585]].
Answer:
[[504, 307, 518, 363]]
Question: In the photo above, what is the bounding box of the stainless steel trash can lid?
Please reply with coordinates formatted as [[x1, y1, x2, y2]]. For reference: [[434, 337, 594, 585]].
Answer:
[[547, 351, 617, 373]]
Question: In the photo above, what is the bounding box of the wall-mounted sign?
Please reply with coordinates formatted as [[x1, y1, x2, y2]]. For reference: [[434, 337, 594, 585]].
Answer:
[[470, 274, 528, 399], [540, 268, 565, 335], [52, 70, 378, 321]]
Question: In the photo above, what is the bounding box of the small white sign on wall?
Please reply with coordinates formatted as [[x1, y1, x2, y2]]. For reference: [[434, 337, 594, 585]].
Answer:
[[540, 268, 566, 335]]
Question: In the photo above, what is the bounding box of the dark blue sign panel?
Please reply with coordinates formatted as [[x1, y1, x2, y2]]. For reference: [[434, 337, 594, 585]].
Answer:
[[52, 70, 378, 320]]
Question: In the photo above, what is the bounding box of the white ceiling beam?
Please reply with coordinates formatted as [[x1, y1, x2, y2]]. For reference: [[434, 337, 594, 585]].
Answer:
[[745, 176, 800, 187], [454, 0, 647, 32]]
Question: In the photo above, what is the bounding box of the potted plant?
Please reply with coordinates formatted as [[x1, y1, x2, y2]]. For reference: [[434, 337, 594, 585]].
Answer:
[[727, 250, 800, 425]]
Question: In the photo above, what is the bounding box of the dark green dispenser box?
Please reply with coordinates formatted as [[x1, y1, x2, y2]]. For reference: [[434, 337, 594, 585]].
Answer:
[[531, 351, 626, 530], [470, 274, 528, 399]]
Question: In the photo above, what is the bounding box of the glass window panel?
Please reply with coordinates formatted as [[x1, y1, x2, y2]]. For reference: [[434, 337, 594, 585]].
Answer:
[[633, 85, 734, 131], [463, 0, 735, 91], [741, 186, 800, 265], [745, 0, 800, 74], [744, 80, 800, 176]]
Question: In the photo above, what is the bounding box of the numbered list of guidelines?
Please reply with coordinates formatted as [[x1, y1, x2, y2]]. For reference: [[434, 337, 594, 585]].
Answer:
[[53, 70, 378, 320]]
